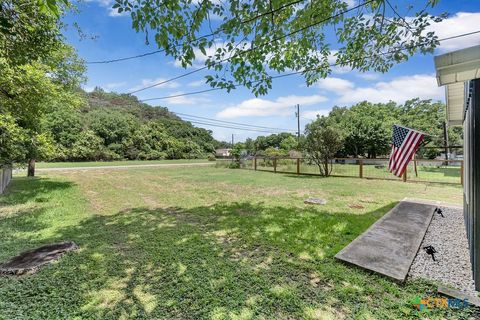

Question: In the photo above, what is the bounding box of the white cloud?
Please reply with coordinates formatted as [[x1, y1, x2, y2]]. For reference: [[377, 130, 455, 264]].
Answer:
[[335, 74, 443, 104], [302, 109, 331, 119], [187, 80, 207, 87], [325, 13, 480, 73], [216, 95, 328, 119], [344, 0, 356, 9], [173, 45, 220, 68], [128, 78, 180, 92], [173, 41, 251, 68], [107, 8, 129, 17], [161, 92, 211, 105], [426, 12, 480, 53], [86, 0, 112, 5], [85, 0, 128, 17], [356, 73, 380, 81], [327, 50, 354, 74], [83, 86, 95, 93], [327, 50, 337, 64], [317, 77, 354, 92], [105, 82, 127, 89], [332, 65, 353, 74]]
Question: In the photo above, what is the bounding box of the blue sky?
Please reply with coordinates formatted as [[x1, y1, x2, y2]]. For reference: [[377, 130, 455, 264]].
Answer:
[[63, 0, 480, 142]]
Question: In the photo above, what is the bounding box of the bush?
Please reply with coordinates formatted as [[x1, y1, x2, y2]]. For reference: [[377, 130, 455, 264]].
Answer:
[[424, 148, 440, 160], [101, 149, 123, 161], [208, 155, 216, 161], [70, 130, 106, 161], [228, 161, 240, 169]]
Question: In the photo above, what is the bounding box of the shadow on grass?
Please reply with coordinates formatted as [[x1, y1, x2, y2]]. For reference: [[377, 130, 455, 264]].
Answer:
[[0, 177, 77, 259], [0, 177, 75, 206], [3, 200, 477, 319], [281, 173, 324, 179]]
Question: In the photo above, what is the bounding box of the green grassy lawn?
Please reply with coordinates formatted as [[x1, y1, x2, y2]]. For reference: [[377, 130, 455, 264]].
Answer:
[[35, 159, 210, 169], [0, 166, 474, 319]]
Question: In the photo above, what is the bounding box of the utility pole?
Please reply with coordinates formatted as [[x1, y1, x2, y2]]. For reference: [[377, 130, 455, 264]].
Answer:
[[295, 104, 300, 149], [231, 134, 234, 147]]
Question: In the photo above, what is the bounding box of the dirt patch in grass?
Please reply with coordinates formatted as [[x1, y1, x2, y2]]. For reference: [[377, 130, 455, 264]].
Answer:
[[348, 204, 365, 209], [0, 242, 78, 275], [141, 196, 160, 208], [234, 208, 253, 215], [84, 190, 105, 212]]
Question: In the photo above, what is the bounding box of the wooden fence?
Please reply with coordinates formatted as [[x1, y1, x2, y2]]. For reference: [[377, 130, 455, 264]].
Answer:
[[218, 157, 464, 185], [0, 167, 12, 194]]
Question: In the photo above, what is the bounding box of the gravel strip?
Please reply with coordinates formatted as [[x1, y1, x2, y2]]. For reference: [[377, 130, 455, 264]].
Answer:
[[409, 205, 478, 296]]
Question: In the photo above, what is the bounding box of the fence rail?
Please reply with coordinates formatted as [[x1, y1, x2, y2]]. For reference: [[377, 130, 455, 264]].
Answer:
[[0, 167, 13, 194], [217, 157, 464, 185]]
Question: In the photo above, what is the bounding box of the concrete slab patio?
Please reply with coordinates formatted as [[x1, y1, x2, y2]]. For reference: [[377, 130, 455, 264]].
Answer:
[[335, 199, 436, 282]]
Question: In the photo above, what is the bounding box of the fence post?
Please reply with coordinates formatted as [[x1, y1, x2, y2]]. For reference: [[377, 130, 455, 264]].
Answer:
[[254, 157, 257, 171], [403, 169, 407, 182], [273, 158, 277, 173], [461, 160, 464, 186], [359, 159, 363, 178], [296, 158, 300, 175], [0, 169, 3, 194], [413, 154, 418, 177]]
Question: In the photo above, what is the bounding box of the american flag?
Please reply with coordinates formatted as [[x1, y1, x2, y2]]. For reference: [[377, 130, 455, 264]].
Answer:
[[388, 125, 425, 177]]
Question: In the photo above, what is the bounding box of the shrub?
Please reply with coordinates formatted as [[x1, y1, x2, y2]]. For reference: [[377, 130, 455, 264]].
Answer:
[[228, 161, 240, 169]]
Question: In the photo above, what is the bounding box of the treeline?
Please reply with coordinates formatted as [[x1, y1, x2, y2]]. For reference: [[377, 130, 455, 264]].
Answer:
[[238, 99, 462, 159], [43, 88, 219, 161]]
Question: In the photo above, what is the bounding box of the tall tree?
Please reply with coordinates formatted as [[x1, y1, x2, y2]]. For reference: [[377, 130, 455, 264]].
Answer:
[[303, 117, 344, 176], [340, 101, 398, 158], [0, 1, 86, 176], [0, 60, 83, 175]]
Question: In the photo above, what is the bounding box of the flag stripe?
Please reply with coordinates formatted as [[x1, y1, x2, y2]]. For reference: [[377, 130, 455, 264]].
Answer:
[[395, 134, 420, 176], [388, 125, 425, 178], [395, 133, 423, 176], [396, 134, 422, 176], [391, 131, 415, 174], [393, 131, 415, 168], [395, 132, 420, 175]]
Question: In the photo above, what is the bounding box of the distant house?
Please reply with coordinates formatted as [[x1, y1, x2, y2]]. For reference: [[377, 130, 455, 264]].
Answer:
[[434, 44, 480, 290], [215, 148, 232, 157]]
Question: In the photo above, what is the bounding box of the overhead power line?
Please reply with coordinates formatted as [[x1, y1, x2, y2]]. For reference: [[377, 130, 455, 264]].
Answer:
[[243, 0, 305, 23], [185, 119, 290, 133], [127, 0, 375, 94], [141, 88, 221, 101], [174, 112, 297, 132], [180, 117, 289, 133], [87, 50, 164, 65], [139, 29, 480, 102], [86, 0, 306, 64]]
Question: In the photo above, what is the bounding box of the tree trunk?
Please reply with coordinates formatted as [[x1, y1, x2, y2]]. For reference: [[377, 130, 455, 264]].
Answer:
[[323, 157, 330, 177], [27, 159, 35, 177]]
